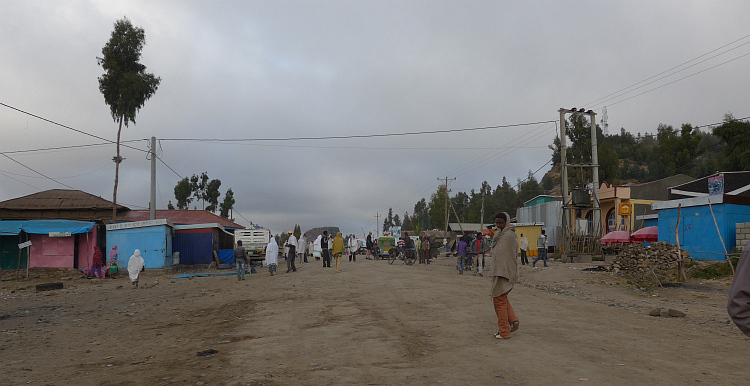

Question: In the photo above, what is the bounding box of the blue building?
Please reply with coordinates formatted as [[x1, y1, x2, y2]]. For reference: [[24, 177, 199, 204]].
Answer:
[[106, 219, 174, 269], [652, 172, 750, 260]]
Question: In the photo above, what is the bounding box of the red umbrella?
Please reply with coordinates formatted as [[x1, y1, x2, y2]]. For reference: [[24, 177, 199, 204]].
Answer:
[[601, 230, 631, 244], [631, 226, 658, 242]]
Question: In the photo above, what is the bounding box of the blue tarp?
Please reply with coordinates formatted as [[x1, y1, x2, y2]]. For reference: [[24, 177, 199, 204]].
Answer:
[[171, 272, 237, 279], [0, 220, 95, 236], [218, 249, 234, 264], [0, 221, 24, 236]]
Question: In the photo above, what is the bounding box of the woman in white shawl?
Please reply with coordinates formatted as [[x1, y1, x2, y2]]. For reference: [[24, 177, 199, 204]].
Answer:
[[265, 236, 279, 276], [313, 235, 322, 260], [348, 234, 358, 262], [489, 212, 520, 339], [297, 234, 307, 263], [127, 249, 145, 289]]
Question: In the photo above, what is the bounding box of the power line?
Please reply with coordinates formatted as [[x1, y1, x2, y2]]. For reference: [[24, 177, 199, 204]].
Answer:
[[0, 151, 76, 189], [159, 120, 557, 143], [600, 51, 750, 109], [1, 139, 147, 155], [584, 34, 750, 108], [0, 102, 149, 154], [0, 171, 41, 190]]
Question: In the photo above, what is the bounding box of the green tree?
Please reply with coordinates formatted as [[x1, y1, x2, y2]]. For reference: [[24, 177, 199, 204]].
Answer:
[[98, 17, 160, 222], [713, 114, 750, 171], [383, 208, 394, 232], [219, 188, 235, 219], [402, 212, 412, 231], [597, 142, 619, 182], [293, 224, 301, 239], [393, 214, 401, 227], [413, 198, 430, 230], [190, 172, 209, 209], [428, 185, 448, 231], [204, 179, 222, 213], [173, 177, 192, 210], [653, 123, 703, 178]]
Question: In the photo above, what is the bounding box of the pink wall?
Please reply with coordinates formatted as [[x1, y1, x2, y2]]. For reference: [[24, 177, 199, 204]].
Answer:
[[77, 227, 97, 269], [28, 227, 98, 269]]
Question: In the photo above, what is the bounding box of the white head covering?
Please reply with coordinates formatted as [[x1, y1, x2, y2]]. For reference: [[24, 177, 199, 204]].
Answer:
[[297, 234, 306, 253], [127, 249, 145, 282], [313, 235, 322, 258], [265, 238, 279, 265]]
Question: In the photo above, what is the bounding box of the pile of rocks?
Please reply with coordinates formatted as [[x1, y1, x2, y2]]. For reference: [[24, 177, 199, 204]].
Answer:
[[612, 241, 691, 285]]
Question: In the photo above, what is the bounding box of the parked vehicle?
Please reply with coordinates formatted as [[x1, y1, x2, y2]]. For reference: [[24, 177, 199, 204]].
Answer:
[[234, 228, 271, 261], [376, 236, 396, 259]]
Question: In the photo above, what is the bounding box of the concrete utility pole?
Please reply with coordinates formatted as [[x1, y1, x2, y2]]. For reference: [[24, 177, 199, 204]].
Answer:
[[558, 108, 602, 245], [374, 212, 380, 237], [589, 112, 600, 237], [150, 136, 156, 220], [559, 109, 569, 245], [438, 177, 456, 232]]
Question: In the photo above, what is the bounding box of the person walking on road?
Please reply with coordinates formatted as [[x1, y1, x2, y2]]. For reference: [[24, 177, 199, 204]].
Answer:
[[313, 235, 322, 261], [348, 234, 358, 262], [457, 236, 468, 274], [321, 231, 331, 268], [532, 230, 548, 268], [519, 233, 529, 265], [332, 232, 344, 273], [127, 249, 145, 289], [489, 212, 520, 340], [366, 232, 373, 260], [421, 235, 431, 265], [471, 232, 487, 276], [265, 236, 279, 276], [285, 231, 297, 273], [234, 240, 248, 281], [298, 234, 307, 263]]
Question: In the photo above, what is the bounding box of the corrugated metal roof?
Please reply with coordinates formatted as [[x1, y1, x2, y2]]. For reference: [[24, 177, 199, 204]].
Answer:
[[122, 210, 243, 229], [0, 189, 128, 210]]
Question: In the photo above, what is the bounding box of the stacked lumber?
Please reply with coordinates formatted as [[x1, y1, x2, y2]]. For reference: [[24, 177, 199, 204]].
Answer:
[[612, 241, 691, 285]]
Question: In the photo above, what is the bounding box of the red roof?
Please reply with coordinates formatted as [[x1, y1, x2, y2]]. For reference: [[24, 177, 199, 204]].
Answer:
[[121, 210, 244, 229]]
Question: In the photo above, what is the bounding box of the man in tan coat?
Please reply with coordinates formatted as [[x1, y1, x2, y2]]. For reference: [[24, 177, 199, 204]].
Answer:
[[489, 212, 520, 339]]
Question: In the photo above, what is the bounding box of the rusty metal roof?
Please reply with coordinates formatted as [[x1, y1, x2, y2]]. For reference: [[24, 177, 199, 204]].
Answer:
[[122, 210, 244, 229], [0, 189, 128, 211]]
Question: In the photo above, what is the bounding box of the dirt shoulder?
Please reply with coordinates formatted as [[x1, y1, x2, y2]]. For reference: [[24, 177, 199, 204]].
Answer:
[[1, 256, 747, 385]]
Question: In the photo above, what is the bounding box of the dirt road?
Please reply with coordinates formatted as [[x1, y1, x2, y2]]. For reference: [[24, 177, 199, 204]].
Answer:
[[1, 256, 747, 385]]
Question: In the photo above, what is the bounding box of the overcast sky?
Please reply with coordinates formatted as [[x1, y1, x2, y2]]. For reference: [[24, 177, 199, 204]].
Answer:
[[2, 0, 749, 236]]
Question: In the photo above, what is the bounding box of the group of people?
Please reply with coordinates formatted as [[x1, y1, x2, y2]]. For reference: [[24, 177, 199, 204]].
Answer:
[[455, 232, 488, 275], [84, 245, 144, 290], [518, 230, 548, 268], [246, 230, 357, 276]]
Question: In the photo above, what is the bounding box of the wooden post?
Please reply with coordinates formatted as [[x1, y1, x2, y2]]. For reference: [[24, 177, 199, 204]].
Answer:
[[25, 233, 30, 280], [17, 233, 21, 281], [675, 204, 685, 281]]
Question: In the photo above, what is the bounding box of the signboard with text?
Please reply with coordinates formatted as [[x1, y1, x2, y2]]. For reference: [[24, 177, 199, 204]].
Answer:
[[618, 202, 632, 216]]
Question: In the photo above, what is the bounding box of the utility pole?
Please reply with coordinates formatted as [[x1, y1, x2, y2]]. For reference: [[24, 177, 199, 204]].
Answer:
[[589, 111, 600, 237], [438, 177, 455, 232], [150, 136, 156, 220], [376, 212, 380, 237], [480, 191, 485, 230], [559, 108, 601, 249]]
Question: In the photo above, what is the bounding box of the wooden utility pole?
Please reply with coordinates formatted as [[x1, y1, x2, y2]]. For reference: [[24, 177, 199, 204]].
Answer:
[[374, 212, 380, 237], [438, 177, 455, 232]]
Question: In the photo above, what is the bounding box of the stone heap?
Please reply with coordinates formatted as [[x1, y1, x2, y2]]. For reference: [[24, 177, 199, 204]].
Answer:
[[612, 241, 691, 285]]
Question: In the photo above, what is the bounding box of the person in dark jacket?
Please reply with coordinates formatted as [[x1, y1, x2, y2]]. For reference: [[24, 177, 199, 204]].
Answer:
[[234, 240, 248, 281]]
